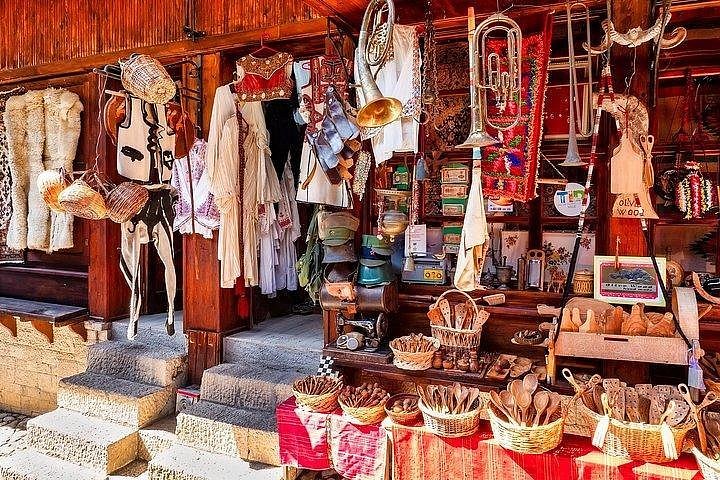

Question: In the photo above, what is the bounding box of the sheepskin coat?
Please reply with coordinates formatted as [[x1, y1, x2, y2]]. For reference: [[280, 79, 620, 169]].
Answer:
[[44, 88, 83, 251], [3, 88, 83, 252], [4, 94, 29, 250]]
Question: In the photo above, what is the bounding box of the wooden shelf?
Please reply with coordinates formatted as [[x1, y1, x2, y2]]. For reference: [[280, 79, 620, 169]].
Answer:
[[326, 348, 575, 396]]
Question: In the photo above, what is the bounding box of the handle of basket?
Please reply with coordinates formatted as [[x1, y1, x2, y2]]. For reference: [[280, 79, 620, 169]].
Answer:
[[432, 289, 481, 321]]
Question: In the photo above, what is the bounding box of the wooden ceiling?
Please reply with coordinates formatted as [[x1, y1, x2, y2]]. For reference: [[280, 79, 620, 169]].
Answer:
[[303, 0, 720, 30]]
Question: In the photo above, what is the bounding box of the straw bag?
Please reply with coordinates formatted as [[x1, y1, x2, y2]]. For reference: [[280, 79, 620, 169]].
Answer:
[[58, 171, 110, 220], [693, 447, 720, 480], [488, 404, 564, 454], [429, 289, 488, 356], [418, 399, 481, 437], [389, 335, 439, 371], [37, 168, 70, 213], [575, 398, 694, 463], [106, 182, 149, 223], [120, 54, 176, 104], [338, 399, 387, 425]]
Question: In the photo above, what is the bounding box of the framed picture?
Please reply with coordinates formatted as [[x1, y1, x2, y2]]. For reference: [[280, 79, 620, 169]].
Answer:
[[593, 255, 667, 307]]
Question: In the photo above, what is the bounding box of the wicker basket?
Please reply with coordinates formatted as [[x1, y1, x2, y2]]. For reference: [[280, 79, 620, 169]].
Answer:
[[389, 336, 439, 371], [429, 290, 486, 358], [58, 171, 110, 220], [37, 168, 69, 213], [120, 54, 176, 104], [693, 447, 720, 480], [385, 394, 422, 426], [418, 398, 482, 438], [488, 404, 564, 454], [339, 399, 387, 425], [575, 399, 695, 463], [106, 182, 149, 223], [292, 376, 342, 414]]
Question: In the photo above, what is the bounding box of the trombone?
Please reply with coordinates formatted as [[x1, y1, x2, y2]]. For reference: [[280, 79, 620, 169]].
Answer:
[[457, 8, 523, 149], [560, 1, 593, 166]]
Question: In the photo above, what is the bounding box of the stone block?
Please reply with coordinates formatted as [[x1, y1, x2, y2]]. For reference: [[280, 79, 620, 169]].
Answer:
[[27, 408, 138, 474], [0, 449, 104, 480], [137, 416, 177, 462], [87, 341, 187, 388], [147, 444, 255, 480], [199, 363, 295, 411], [175, 401, 279, 466], [58, 372, 176, 428]]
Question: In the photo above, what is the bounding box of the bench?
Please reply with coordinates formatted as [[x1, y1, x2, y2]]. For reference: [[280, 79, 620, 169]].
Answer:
[[0, 296, 88, 343]]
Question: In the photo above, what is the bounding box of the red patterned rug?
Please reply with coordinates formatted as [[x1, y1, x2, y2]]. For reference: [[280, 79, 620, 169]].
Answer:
[[480, 14, 553, 203]]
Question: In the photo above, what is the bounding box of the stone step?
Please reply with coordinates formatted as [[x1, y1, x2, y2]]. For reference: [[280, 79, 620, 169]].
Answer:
[[222, 315, 323, 369], [27, 408, 138, 474], [200, 363, 298, 411], [58, 372, 175, 428], [147, 443, 255, 480], [110, 313, 187, 353], [138, 416, 177, 462], [0, 449, 105, 480], [87, 341, 188, 388], [176, 401, 279, 466], [108, 459, 149, 479]]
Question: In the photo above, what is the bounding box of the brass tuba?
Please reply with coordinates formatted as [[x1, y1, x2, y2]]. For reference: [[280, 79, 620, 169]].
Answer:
[[457, 9, 523, 148], [356, 0, 404, 128]]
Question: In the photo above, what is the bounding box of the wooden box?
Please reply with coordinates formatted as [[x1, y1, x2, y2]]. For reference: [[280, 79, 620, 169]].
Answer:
[[554, 288, 699, 365]]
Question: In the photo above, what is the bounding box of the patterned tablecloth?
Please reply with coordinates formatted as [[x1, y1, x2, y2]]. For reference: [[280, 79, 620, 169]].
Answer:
[[391, 421, 702, 480], [276, 397, 388, 480]]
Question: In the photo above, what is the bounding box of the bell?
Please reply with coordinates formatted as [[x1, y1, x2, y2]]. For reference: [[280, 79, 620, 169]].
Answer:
[[403, 255, 415, 272], [356, 96, 403, 128]]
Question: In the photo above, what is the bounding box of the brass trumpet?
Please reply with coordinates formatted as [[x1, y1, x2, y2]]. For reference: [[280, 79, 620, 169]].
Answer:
[[457, 9, 523, 148], [356, 0, 403, 128]]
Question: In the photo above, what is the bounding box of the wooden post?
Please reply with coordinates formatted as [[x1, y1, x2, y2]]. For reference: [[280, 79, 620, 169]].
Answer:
[[88, 74, 130, 322], [604, 0, 652, 382], [606, 0, 651, 258], [182, 53, 251, 385]]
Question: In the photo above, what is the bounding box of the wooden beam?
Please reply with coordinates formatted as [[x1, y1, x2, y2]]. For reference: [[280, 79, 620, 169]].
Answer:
[[0, 18, 331, 85]]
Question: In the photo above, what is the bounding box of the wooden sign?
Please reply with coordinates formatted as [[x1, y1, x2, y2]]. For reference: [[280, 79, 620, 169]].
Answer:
[[612, 192, 659, 219]]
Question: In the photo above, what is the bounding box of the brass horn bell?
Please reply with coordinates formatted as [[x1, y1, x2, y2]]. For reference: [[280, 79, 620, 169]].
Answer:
[[356, 0, 403, 128]]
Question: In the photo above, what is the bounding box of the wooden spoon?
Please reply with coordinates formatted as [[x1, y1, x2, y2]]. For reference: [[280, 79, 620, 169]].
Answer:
[[508, 380, 524, 421], [533, 391, 550, 426], [499, 390, 517, 424], [490, 390, 518, 425], [465, 388, 481, 413], [523, 374, 539, 396], [511, 381, 532, 426], [544, 392, 562, 425]]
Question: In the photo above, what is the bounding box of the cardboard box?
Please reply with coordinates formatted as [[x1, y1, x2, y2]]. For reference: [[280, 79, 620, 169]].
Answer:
[[441, 198, 467, 216], [441, 164, 470, 184]]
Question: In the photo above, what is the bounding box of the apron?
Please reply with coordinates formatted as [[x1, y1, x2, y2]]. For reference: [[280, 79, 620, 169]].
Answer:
[[454, 157, 490, 291]]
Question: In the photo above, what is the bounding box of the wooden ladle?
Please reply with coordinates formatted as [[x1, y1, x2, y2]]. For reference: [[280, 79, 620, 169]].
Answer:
[[533, 390, 550, 426]]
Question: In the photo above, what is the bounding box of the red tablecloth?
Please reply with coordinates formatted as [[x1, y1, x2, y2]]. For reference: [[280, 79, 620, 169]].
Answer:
[[391, 422, 702, 480], [276, 397, 388, 480]]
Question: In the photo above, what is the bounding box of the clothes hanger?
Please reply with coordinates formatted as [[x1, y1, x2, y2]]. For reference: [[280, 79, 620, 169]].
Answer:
[[250, 33, 279, 59]]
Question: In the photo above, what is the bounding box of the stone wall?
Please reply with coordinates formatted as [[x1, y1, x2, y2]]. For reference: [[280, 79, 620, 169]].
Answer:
[[0, 322, 88, 416]]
